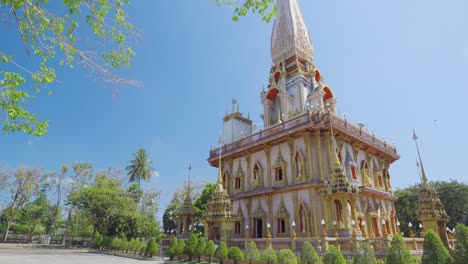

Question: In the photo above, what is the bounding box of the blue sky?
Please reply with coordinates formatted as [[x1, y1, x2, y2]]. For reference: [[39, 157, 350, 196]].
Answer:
[[1, 0, 468, 219]]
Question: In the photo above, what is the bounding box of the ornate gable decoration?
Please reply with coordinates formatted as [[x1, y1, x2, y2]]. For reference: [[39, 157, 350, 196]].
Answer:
[[252, 202, 267, 219], [275, 198, 290, 219], [271, 0, 313, 65]]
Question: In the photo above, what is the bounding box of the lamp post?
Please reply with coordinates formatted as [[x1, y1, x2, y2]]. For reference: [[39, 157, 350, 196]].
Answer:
[[408, 222, 414, 238], [382, 219, 387, 236], [267, 223, 271, 239], [266, 223, 272, 248], [333, 220, 339, 238], [397, 220, 401, 234], [419, 223, 424, 238], [292, 221, 296, 239], [291, 221, 297, 251], [321, 219, 327, 238], [245, 224, 249, 249]]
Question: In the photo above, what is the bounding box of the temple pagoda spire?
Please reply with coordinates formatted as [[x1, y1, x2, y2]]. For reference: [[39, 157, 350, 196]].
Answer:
[[413, 130, 450, 248], [271, 0, 313, 65], [175, 165, 197, 239], [413, 130, 428, 185]]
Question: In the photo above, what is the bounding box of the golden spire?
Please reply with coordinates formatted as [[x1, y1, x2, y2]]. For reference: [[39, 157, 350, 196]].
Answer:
[[186, 164, 192, 199], [412, 130, 428, 185], [217, 136, 223, 184]]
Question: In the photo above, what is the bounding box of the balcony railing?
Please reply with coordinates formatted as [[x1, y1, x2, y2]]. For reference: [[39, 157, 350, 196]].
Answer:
[[209, 111, 398, 161]]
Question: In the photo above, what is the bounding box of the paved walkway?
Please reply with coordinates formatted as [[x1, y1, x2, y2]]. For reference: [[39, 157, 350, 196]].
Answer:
[[0, 248, 165, 264]]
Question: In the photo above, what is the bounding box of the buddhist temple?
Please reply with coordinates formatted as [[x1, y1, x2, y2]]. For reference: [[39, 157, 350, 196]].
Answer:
[[204, 0, 402, 249]]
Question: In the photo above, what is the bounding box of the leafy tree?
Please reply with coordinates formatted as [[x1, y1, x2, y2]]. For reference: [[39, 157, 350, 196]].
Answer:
[[15, 189, 52, 243], [0, 166, 10, 193], [395, 180, 468, 235], [44, 164, 68, 239], [322, 245, 345, 264], [1, 167, 41, 242], [431, 180, 468, 227], [67, 172, 139, 237], [185, 234, 199, 261], [421, 230, 452, 264], [176, 239, 186, 260], [146, 237, 159, 257], [261, 247, 277, 264], [299, 241, 319, 264], [214, 240, 229, 264], [217, 0, 276, 23], [386, 234, 415, 264], [0, 0, 138, 136], [125, 148, 155, 202], [194, 183, 216, 215], [228, 246, 244, 264], [245, 241, 261, 264], [195, 237, 207, 262], [453, 223, 468, 264], [162, 200, 177, 234], [278, 249, 297, 264], [166, 237, 178, 260], [352, 243, 377, 264], [205, 240, 216, 263]]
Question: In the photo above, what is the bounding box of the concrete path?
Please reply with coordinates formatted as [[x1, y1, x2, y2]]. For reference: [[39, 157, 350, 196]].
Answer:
[[0, 248, 165, 264]]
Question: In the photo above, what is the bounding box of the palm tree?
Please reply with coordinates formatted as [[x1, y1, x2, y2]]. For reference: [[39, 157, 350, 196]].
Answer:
[[125, 148, 155, 202]]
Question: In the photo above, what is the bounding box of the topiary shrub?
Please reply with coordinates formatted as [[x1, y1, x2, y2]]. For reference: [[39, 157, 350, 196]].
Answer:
[[300, 241, 319, 264], [454, 223, 468, 264], [421, 229, 452, 264], [228, 246, 245, 264], [214, 240, 228, 264], [176, 239, 185, 260], [205, 240, 216, 263], [166, 237, 178, 260], [278, 248, 297, 264], [261, 247, 277, 264], [195, 237, 206, 262], [386, 234, 415, 264], [128, 238, 137, 254], [352, 243, 376, 264], [139, 238, 147, 256], [94, 234, 103, 250], [145, 237, 158, 257], [185, 234, 199, 261], [102, 236, 112, 251], [322, 245, 345, 264], [120, 234, 128, 253], [111, 237, 122, 251], [245, 241, 261, 264]]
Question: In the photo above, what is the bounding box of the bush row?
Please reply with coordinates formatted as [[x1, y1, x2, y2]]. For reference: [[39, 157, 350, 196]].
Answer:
[[94, 234, 160, 257]]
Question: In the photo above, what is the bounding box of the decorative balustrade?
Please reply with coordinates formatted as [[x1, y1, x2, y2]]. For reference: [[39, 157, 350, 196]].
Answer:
[[209, 111, 398, 161]]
